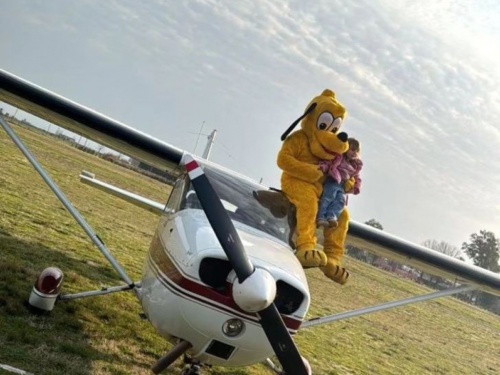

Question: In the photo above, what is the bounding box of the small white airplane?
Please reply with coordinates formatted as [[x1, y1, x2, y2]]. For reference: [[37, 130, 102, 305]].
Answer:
[[0, 69, 499, 375]]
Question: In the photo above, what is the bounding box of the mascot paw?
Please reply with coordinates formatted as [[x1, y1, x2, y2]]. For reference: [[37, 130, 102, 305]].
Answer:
[[295, 249, 328, 268], [321, 262, 350, 285]]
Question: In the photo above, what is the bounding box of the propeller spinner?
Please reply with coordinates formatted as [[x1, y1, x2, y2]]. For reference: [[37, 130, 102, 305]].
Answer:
[[184, 155, 310, 375]]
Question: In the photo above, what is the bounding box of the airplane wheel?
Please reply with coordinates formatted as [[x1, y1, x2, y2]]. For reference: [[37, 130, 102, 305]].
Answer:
[[181, 364, 201, 375]]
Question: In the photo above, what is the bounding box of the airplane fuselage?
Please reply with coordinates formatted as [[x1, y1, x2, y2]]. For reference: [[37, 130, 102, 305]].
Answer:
[[140, 209, 310, 367]]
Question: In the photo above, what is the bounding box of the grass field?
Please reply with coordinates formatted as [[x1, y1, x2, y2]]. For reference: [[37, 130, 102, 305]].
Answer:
[[0, 123, 499, 375]]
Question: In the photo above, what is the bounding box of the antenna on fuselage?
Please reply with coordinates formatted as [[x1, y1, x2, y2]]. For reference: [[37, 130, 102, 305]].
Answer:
[[201, 129, 217, 160], [191, 121, 217, 161]]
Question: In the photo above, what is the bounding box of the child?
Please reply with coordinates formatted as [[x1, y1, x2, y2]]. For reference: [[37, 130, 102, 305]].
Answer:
[[317, 137, 362, 228]]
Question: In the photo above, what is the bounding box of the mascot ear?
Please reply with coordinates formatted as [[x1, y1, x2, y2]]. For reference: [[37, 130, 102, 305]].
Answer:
[[280, 102, 317, 141], [321, 89, 335, 98]]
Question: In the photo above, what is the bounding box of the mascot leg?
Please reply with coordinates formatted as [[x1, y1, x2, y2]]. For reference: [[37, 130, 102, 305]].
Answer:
[[290, 191, 327, 268], [321, 208, 350, 284]]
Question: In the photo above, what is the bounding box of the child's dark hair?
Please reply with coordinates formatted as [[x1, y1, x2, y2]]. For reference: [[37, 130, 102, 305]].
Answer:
[[347, 137, 360, 152]]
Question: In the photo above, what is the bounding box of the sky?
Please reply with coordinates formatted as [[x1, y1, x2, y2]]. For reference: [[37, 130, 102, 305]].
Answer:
[[1, 0, 499, 252]]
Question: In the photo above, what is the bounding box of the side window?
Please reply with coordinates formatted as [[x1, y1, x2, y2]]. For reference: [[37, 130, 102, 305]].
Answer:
[[184, 188, 202, 209], [164, 177, 186, 213]]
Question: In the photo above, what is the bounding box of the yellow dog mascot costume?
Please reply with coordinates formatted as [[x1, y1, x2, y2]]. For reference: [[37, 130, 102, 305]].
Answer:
[[277, 89, 353, 285]]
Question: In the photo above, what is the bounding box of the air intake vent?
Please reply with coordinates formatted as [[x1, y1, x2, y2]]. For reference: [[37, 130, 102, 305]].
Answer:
[[205, 340, 235, 360], [275, 280, 304, 314], [199, 257, 232, 291]]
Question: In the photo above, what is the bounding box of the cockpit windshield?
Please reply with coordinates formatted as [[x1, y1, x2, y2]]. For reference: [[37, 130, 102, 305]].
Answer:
[[180, 163, 293, 245]]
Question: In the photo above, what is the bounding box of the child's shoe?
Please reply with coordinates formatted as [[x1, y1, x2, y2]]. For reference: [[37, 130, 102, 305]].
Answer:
[[328, 219, 338, 228], [317, 219, 329, 228]]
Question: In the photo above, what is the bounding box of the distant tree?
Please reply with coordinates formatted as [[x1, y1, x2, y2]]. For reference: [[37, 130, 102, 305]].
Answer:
[[422, 239, 463, 259], [461, 230, 500, 272], [459, 231, 500, 312], [365, 219, 383, 230]]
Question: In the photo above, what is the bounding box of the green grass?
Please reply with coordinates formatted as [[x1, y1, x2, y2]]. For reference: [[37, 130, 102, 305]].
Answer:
[[0, 123, 499, 375]]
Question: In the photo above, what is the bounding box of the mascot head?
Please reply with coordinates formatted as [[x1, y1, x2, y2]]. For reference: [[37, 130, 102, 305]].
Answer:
[[281, 89, 349, 159]]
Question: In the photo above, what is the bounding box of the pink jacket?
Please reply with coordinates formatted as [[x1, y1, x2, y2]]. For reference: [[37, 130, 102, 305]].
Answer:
[[319, 155, 363, 194]]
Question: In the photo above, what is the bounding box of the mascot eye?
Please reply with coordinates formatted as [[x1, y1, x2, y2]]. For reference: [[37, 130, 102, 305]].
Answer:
[[331, 117, 343, 133], [316, 112, 334, 131]]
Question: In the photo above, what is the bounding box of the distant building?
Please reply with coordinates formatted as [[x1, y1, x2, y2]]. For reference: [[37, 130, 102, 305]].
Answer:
[[134, 161, 177, 184], [55, 130, 76, 143]]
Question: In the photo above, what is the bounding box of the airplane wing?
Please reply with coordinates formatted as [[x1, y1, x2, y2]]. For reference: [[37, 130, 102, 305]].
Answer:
[[1, 69, 499, 297], [0, 69, 184, 176], [346, 223, 500, 295]]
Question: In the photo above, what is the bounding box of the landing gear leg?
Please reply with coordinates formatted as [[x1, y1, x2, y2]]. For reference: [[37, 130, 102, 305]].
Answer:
[[264, 356, 312, 375], [151, 340, 192, 374], [264, 358, 284, 374]]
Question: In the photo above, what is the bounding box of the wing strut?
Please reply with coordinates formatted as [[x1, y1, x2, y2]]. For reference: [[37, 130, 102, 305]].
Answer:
[[302, 284, 476, 329], [0, 115, 135, 289]]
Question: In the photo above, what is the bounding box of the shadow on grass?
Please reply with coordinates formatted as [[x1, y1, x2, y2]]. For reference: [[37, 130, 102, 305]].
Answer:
[[0, 231, 131, 375]]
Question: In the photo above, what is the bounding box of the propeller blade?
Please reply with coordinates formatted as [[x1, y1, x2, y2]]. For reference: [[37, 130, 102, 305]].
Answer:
[[184, 155, 310, 375], [259, 304, 311, 374], [185, 156, 254, 283]]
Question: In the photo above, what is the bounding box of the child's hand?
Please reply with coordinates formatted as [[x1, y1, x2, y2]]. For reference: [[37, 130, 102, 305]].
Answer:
[[344, 177, 356, 193]]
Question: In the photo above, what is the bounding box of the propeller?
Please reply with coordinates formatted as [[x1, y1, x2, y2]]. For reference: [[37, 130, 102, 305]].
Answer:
[[184, 155, 310, 375]]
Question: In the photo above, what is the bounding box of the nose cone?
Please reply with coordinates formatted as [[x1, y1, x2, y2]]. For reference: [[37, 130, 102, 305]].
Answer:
[[337, 132, 348, 142], [231, 268, 277, 313]]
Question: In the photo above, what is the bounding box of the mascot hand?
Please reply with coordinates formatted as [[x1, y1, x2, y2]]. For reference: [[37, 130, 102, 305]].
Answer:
[[318, 161, 329, 173], [312, 167, 324, 181], [344, 177, 355, 193]]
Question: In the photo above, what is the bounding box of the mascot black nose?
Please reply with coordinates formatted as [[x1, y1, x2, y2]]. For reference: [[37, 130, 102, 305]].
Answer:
[[337, 132, 348, 142]]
